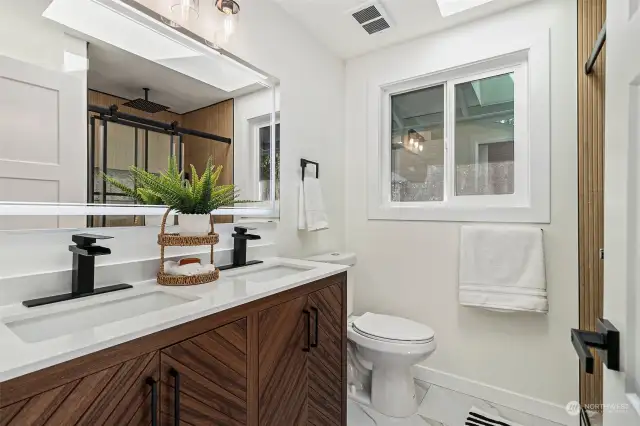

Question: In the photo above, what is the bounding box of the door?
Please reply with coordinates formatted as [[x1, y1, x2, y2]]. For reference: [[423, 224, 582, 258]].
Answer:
[[308, 283, 345, 426], [0, 55, 85, 230], [0, 351, 159, 425], [258, 295, 309, 426], [603, 0, 640, 423], [160, 318, 248, 425]]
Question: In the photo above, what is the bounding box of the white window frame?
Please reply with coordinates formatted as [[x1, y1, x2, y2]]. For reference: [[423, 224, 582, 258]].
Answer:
[[368, 48, 550, 223], [252, 116, 280, 203]]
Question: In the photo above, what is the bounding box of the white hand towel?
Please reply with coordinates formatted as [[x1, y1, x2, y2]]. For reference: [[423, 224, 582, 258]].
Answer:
[[459, 225, 548, 313], [467, 407, 523, 426], [298, 182, 306, 230], [302, 177, 329, 232]]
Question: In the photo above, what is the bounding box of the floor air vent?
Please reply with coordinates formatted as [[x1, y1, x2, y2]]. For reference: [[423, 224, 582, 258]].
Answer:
[[350, 2, 392, 35]]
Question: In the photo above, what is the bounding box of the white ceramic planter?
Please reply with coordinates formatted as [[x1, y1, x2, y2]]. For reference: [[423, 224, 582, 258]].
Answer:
[[178, 214, 211, 236]]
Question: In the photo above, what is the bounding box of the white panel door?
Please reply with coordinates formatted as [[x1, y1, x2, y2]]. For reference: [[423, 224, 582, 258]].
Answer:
[[0, 55, 85, 229], [603, 0, 640, 424]]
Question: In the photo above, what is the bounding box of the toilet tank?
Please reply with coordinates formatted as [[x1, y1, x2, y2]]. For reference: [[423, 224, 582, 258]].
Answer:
[[306, 252, 357, 316]]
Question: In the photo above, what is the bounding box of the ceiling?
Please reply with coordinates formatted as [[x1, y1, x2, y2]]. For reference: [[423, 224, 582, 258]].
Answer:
[[271, 0, 536, 58], [87, 42, 263, 114]]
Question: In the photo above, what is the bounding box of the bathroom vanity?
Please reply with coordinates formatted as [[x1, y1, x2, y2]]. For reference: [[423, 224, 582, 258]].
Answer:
[[0, 260, 348, 426]]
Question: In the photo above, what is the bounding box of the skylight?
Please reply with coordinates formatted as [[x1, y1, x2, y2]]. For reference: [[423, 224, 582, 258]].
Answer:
[[435, 0, 497, 17]]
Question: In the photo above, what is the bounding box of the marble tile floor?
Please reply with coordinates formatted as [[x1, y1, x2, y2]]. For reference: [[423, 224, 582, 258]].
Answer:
[[347, 380, 566, 426]]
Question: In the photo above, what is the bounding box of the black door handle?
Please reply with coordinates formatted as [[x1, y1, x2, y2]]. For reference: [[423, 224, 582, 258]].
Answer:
[[170, 368, 180, 426], [303, 310, 311, 352], [145, 377, 158, 426], [571, 318, 620, 374], [311, 307, 319, 348]]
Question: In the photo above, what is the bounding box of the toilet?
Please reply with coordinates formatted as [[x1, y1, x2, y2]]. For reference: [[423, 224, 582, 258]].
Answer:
[[306, 252, 437, 418]]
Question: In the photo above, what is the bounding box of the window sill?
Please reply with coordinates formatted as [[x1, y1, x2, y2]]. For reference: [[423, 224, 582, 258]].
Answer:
[[368, 203, 550, 223]]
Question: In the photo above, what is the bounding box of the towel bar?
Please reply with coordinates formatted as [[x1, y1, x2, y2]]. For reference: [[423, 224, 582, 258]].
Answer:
[[301, 158, 319, 181]]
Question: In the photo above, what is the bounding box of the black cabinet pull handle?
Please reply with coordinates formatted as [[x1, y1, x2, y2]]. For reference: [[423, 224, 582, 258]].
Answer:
[[170, 369, 180, 426], [145, 377, 158, 426], [303, 310, 311, 352], [311, 307, 319, 348]]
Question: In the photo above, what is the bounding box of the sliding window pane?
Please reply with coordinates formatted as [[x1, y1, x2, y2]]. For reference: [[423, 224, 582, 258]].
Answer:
[[454, 73, 515, 196], [390, 85, 445, 202]]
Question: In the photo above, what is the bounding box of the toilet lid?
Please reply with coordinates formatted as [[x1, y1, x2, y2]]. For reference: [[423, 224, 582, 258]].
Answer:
[[352, 313, 435, 343]]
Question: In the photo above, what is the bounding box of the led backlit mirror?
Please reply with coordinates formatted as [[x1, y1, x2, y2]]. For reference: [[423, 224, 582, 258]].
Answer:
[[0, 0, 279, 230]]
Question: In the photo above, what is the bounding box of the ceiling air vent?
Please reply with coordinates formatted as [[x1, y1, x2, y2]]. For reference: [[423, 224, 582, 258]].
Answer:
[[350, 2, 392, 35]]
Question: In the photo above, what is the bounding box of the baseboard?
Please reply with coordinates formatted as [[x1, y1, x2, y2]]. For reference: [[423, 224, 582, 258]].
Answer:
[[412, 365, 579, 426]]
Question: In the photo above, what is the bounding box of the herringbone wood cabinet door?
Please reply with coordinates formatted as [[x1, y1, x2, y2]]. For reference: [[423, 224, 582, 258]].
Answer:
[[160, 318, 248, 425], [258, 295, 309, 426], [308, 284, 343, 426], [0, 351, 160, 426]]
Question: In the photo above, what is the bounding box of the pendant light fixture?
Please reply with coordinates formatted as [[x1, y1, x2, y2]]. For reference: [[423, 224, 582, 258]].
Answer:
[[171, 0, 199, 23], [214, 0, 240, 42]]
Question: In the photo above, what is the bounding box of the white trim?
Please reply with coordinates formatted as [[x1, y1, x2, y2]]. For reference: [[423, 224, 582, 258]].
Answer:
[[412, 365, 578, 426], [251, 114, 280, 202], [367, 31, 550, 223], [0, 203, 277, 217]]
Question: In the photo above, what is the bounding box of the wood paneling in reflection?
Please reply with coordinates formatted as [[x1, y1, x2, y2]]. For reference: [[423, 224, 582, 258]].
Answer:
[[578, 0, 606, 409], [182, 99, 234, 223], [88, 91, 235, 223]]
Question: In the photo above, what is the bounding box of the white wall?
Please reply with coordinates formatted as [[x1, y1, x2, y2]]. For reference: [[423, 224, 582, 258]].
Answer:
[[137, 0, 346, 257], [345, 0, 578, 406]]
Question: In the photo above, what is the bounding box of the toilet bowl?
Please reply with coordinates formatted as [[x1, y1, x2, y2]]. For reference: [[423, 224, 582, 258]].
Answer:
[[348, 313, 436, 417], [306, 252, 437, 418]]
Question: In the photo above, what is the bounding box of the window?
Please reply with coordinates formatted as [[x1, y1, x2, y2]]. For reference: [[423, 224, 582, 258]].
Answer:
[[256, 122, 280, 201], [454, 72, 515, 196], [391, 85, 445, 202], [368, 50, 550, 223]]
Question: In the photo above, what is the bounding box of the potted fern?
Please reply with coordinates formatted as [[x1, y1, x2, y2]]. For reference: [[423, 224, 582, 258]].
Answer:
[[129, 156, 248, 236]]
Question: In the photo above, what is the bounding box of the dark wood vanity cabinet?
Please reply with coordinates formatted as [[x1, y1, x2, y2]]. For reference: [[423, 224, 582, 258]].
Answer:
[[307, 283, 345, 426], [0, 351, 160, 425], [160, 318, 249, 425], [0, 273, 346, 426], [258, 283, 345, 426]]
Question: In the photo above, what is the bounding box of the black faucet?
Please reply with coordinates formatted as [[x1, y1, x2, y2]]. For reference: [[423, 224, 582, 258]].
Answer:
[[219, 227, 263, 270], [23, 234, 133, 308]]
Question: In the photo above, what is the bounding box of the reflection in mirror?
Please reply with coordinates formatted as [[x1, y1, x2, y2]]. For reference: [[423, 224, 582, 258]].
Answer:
[[0, 0, 279, 231]]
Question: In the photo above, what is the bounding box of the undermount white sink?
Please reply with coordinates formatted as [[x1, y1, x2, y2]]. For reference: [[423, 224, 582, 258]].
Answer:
[[3, 291, 196, 344], [228, 264, 313, 282]]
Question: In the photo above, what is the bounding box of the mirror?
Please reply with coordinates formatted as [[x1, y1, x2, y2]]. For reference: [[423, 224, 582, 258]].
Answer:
[[0, 0, 280, 231]]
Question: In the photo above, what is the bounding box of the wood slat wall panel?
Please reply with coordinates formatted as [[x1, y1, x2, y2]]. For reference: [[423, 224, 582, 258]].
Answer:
[[577, 0, 606, 408], [182, 100, 234, 223]]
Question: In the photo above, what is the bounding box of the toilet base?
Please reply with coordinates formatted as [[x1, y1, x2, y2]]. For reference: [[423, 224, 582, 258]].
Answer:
[[370, 364, 418, 418]]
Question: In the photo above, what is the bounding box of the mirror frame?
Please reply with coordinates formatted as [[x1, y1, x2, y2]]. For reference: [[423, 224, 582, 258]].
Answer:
[[0, 0, 280, 218]]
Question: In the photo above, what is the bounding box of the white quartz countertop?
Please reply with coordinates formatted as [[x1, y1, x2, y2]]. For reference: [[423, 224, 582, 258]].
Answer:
[[0, 257, 348, 382]]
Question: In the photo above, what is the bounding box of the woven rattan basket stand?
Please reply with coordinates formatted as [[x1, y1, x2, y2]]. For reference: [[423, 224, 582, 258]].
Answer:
[[156, 209, 220, 286]]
